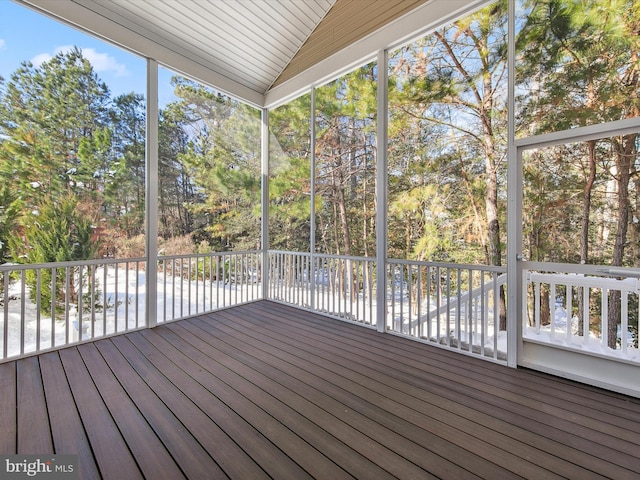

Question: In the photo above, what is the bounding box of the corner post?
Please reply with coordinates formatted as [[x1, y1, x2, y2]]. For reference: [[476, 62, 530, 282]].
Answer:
[[146, 59, 159, 328], [376, 49, 389, 333], [261, 108, 270, 300]]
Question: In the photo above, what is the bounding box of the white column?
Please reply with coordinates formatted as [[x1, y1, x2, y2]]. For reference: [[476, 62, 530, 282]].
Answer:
[[146, 60, 159, 328], [376, 49, 389, 333], [261, 108, 270, 300], [506, 0, 520, 367], [310, 88, 317, 311]]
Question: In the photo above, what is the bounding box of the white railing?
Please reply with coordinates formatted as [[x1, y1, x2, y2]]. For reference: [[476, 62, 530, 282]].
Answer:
[[1, 258, 147, 360], [157, 250, 262, 323], [525, 265, 640, 360], [0, 250, 263, 362], [268, 251, 377, 326], [387, 259, 508, 362]]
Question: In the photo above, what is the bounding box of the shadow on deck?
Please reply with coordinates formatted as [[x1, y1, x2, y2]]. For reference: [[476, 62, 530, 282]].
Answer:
[[1, 300, 639, 479]]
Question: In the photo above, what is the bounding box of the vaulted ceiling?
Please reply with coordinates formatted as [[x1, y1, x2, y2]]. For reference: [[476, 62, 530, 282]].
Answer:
[[17, 0, 487, 107]]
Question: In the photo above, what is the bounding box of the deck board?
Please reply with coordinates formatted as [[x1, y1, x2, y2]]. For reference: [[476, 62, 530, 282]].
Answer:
[[58, 347, 144, 480], [260, 301, 640, 477], [39, 352, 100, 480], [76, 343, 185, 480], [16, 356, 52, 454], [0, 362, 16, 454], [1, 300, 640, 479]]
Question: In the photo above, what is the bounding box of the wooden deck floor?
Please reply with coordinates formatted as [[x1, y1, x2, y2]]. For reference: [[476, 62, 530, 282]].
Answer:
[[1, 300, 640, 479]]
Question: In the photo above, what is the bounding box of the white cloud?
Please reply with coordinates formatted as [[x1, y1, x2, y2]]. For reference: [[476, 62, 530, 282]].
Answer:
[[31, 52, 53, 66], [82, 47, 128, 77], [0, 39, 5, 49], [31, 45, 128, 77]]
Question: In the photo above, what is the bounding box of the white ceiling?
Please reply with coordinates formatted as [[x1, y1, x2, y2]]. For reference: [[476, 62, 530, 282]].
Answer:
[[71, 0, 335, 93], [18, 0, 488, 108]]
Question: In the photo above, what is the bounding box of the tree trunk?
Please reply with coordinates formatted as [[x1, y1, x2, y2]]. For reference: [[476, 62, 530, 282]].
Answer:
[[577, 140, 597, 336], [607, 134, 635, 348]]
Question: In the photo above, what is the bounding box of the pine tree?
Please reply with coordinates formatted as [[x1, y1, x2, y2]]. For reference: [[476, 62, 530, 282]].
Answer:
[[10, 195, 98, 313]]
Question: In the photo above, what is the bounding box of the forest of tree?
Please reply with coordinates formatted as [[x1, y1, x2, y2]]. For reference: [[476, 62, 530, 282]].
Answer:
[[1, 0, 639, 344]]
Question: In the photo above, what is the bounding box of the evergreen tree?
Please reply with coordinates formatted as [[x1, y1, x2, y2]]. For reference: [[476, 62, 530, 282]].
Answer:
[[10, 195, 98, 312], [517, 0, 640, 346], [388, 1, 509, 327], [106, 93, 146, 238], [170, 77, 261, 251], [314, 64, 377, 258], [0, 47, 112, 261], [269, 94, 312, 252]]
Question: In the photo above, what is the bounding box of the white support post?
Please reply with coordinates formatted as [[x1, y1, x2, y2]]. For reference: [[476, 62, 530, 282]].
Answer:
[[310, 88, 316, 311], [146, 60, 159, 328], [506, 0, 520, 367], [376, 49, 389, 333], [261, 108, 270, 300]]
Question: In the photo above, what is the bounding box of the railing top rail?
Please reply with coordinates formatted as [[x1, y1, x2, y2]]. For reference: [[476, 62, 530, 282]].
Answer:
[[523, 261, 640, 277], [267, 250, 374, 262], [527, 271, 640, 292], [0, 257, 147, 272], [313, 253, 375, 262], [158, 250, 261, 261], [267, 250, 311, 257], [387, 257, 506, 272]]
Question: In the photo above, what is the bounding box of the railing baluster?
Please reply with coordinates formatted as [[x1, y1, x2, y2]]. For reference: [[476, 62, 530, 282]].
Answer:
[[550, 282, 556, 341], [467, 268, 473, 350], [480, 271, 485, 357], [426, 266, 432, 340], [36, 269, 42, 351], [534, 281, 541, 332], [114, 264, 119, 333], [135, 261, 140, 329], [65, 266, 71, 344], [90, 265, 96, 336], [124, 263, 129, 332], [456, 267, 462, 350], [492, 273, 498, 359], [601, 288, 608, 348], [621, 291, 629, 352], [20, 270, 26, 355], [446, 268, 451, 347], [582, 286, 589, 344], [566, 283, 572, 343], [435, 267, 441, 343], [2, 271, 8, 359]]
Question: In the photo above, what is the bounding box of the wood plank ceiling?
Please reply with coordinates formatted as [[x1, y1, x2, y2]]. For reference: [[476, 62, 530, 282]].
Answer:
[[20, 0, 432, 104]]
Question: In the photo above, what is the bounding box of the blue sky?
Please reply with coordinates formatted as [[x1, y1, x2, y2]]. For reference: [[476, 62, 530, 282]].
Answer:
[[0, 0, 176, 106]]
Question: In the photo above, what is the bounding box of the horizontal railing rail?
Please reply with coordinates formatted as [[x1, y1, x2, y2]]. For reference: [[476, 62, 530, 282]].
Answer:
[[387, 259, 508, 363], [524, 263, 639, 359], [268, 251, 377, 326]]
